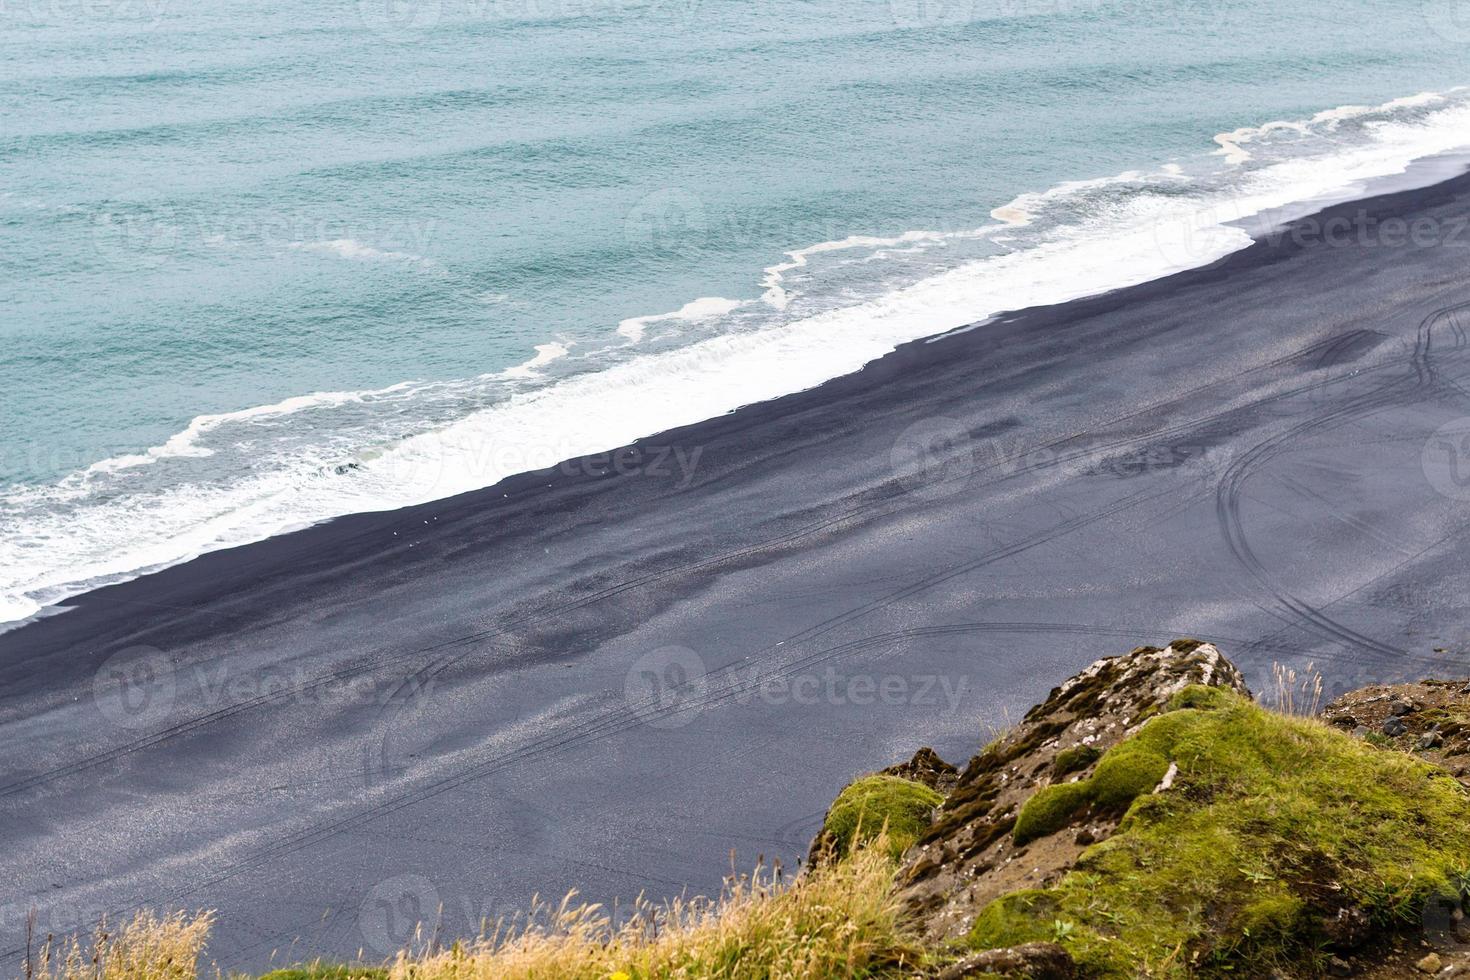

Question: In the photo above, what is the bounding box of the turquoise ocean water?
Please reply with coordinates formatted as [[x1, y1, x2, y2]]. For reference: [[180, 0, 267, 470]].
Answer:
[[3, 0, 1470, 623]]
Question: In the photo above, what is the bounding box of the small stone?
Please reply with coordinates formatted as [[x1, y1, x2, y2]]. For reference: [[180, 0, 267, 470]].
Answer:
[[1418, 729, 1445, 750], [1322, 906, 1372, 950], [936, 942, 1074, 980], [1327, 956, 1352, 977], [1417, 952, 1443, 974], [1384, 717, 1408, 737], [1353, 725, 1370, 739], [1391, 700, 1415, 717], [1075, 828, 1095, 846]]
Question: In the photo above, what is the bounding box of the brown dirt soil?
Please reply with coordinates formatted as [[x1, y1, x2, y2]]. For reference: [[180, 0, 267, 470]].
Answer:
[[1320, 679, 1470, 978], [1322, 678, 1470, 787]]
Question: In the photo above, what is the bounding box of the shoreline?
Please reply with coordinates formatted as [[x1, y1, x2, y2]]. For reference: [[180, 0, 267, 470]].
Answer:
[[9, 118, 1470, 635], [6, 151, 1470, 651], [5, 162, 1470, 969]]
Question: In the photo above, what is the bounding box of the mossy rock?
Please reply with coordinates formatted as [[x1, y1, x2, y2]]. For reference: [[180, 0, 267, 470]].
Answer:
[[1013, 780, 1091, 846], [258, 965, 387, 980], [1053, 743, 1101, 776], [818, 774, 944, 860], [1088, 742, 1169, 809], [1013, 732, 1171, 846], [1165, 683, 1235, 712], [976, 686, 1470, 976]]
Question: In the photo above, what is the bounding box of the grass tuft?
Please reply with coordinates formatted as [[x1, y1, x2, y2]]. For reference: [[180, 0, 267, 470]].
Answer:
[[25, 910, 213, 980], [19, 846, 922, 980], [1268, 661, 1325, 717], [386, 840, 926, 979], [257, 965, 387, 980]]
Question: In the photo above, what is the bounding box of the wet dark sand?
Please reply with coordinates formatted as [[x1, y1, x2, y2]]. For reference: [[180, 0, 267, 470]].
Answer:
[[5, 166, 1470, 971]]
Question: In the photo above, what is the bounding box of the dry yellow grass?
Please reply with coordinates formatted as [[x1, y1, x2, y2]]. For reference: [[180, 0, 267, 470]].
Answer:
[[15, 840, 922, 980], [388, 841, 923, 980], [23, 910, 213, 980], [1268, 659, 1325, 716]]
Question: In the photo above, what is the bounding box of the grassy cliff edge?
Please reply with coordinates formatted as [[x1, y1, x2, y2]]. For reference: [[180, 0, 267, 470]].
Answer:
[[19, 643, 1470, 979]]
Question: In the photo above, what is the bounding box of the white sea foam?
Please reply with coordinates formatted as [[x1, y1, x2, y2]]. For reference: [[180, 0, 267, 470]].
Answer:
[[759, 228, 999, 309], [617, 297, 748, 341], [1212, 90, 1454, 165], [502, 341, 572, 378], [991, 169, 1179, 226], [5, 89, 1470, 627], [82, 387, 411, 475], [0, 594, 42, 624]]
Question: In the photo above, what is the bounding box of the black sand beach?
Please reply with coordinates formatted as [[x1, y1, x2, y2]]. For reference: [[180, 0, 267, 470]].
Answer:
[[5, 165, 1470, 970]]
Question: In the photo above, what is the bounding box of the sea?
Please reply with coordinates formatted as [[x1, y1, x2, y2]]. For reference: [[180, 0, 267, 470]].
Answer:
[[3, 0, 1470, 625]]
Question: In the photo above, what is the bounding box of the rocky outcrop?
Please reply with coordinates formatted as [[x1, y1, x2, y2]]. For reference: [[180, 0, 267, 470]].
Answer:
[[880, 746, 960, 794], [892, 640, 1248, 941], [1323, 678, 1470, 787], [805, 637, 1470, 976]]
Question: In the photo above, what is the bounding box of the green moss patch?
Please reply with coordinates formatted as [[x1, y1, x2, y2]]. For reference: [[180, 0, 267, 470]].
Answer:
[[1012, 780, 1091, 845], [1014, 734, 1172, 846], [969, 889, 1062, 949], [820, 774, 944, 860], [258, 965, 387, 980], [979, 687, 1470, 976], [1052, 744, 1101, 777]]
